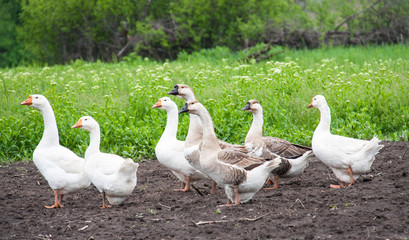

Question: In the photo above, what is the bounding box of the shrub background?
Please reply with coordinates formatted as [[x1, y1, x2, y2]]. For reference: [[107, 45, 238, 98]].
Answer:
[[1, 0, 408, 67]]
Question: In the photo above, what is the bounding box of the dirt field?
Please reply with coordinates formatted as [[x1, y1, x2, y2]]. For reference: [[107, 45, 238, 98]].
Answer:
[[1, 141, 408, 239]]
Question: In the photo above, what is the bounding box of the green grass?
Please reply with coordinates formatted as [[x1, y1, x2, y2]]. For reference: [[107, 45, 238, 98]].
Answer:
[[1, 44, 408, 163]]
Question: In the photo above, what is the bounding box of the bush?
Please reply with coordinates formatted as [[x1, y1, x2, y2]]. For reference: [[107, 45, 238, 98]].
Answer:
[[3, 0, 409, 66], [0, 0, 22, 68]]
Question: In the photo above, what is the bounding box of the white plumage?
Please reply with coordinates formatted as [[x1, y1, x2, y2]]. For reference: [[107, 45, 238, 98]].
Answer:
[[152, 97, 207, 191], [308, 95, 384, 188], [21, 94, 90, 208], [72, 116, 138, 207]]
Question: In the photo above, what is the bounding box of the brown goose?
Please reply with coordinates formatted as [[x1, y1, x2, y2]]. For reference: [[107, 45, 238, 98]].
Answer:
[[169, 84, 247, 151], [168, 84, 246, 193], [242, 99, 312, 189], [179, 100, 286, 206]]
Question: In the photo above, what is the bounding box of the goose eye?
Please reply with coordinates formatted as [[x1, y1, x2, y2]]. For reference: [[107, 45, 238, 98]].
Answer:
[[84, 119, 87, 121], [35, 96, 39, 99]]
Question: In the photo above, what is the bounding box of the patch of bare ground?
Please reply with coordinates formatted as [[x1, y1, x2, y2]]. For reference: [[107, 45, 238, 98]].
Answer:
[[0, 141, 408, 239]]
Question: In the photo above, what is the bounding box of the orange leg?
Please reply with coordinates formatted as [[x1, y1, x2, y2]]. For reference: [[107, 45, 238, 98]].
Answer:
[[264, 175, 279, 190], [232, 187, 241, 206], [330, 182, 346, 189], [45, 190, 62, 208], [174, 176, 191, 192], [346, 167, 357, 187], [101, 192, 111, 209], [217, 187, 242, 207], [217, 198, 233, 207], [182, 176, 191, 191], [210, 181, 217, 194], [58, 194, 64, 207]]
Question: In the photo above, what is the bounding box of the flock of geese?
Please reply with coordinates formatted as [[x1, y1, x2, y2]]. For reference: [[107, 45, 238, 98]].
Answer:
[[20, 84, 384, 208]]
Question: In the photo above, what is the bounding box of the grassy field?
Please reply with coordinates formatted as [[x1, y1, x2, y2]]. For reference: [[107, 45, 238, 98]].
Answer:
[[1, 44, 408, 163]]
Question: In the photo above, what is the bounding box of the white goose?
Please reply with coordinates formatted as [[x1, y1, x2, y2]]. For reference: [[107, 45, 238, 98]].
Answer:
[[152, 97, 207, 192], [308, 95, 384, 188], [72, 116, 139, 208], [168, 84, 247, 193], [21, 95, 90, 208], [179, 100, 286, 206], [242, 99, 312, 189]]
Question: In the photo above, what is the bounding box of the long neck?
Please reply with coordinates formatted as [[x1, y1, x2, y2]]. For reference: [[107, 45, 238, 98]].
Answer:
[[38, 103, 60, 146], [184, 92, 197, 102], [197, 108, 222, 153], [160, 107, 179, 141], [85, 125, 101, 158], [185, 114, 203, 146], [316, 104, 331, 133], [184, 92, 203, 146], [245, 110, 264, 144]]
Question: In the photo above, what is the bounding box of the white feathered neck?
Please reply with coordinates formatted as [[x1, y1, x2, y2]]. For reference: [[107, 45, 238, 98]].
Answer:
[[158, 104, 179, 143], [314, 101, 331, 134], [37, 101, 60, 146], [85, 123, 101, 159]]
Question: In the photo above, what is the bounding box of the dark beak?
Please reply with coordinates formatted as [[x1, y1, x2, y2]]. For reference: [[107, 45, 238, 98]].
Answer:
[[241, 102, 251, 111], [178, 103, 189, 114], [168, 85, 179, 95]]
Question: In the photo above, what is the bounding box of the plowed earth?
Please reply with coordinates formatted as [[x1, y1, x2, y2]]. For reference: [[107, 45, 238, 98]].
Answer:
[[1, 141, 408, 239]]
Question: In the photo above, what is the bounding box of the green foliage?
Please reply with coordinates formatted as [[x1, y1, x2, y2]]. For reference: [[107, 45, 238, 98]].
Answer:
[[1, 45, 409, 163], [133, 20, 170, 59], [0, 0, 23, 68], [356, 0, 409, 33], [169, 0, 311, 51], [17, 0, 144, 63], [306, 0, 409, 34], [0, 0, 405, 65], [15, 0, 313, 64]]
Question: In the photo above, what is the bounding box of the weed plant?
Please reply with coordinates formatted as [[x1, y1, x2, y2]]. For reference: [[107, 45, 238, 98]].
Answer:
[[1, 45, 408, 163]]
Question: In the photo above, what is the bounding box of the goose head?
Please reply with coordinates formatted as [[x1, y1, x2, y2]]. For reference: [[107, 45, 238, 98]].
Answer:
[[241, 99, 262, 113], [152, 97, 177, 111], [178, 100, 201, 115], [168, 84, 196, 101], [20, 94, 49, 110], [72, 116, 99, 132], [308, 95, 327, 109]]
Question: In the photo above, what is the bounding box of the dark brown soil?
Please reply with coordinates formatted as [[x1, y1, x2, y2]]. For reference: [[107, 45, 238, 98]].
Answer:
[[1, 141, 408, 240]]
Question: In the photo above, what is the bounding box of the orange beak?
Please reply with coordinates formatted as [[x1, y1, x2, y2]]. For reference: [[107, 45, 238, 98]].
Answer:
[[152, 99, 162, 108], [308, 100, 314, 108], [21, 96, 33, 105], [71, 119, 82, 129]]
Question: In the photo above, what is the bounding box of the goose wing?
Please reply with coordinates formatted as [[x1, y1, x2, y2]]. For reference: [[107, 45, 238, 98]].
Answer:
[[263, 136, 311, 158], [218, 139, 249, 153], [92, 153, 125, 175], [48, 146, 84, 174], [326, 134, 371, 156], [217, 149, 265, 170]]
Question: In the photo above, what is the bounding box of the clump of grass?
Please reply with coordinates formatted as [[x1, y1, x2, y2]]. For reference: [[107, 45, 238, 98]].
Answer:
[[1, 44, 408, 163]]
